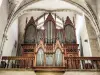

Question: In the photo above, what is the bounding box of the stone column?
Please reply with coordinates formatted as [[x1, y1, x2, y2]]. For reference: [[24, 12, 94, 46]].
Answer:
[[85, 17, 100, 56]]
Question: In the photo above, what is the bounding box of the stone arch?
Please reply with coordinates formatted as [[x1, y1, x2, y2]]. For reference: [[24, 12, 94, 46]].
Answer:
[[0, 0, 99, 54], [85, 17, 100, 56], [4, 0, 99, 34]]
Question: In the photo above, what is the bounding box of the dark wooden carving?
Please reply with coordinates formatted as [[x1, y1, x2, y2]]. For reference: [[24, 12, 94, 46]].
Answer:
[[24, 17, 37, 43], [21, 13, 79, 70]]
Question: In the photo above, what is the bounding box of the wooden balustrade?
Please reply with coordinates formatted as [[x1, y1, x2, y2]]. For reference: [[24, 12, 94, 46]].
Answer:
[[0, 56, 34, 69], [64, 57, 100, 69], [0, 56, 100, 71]]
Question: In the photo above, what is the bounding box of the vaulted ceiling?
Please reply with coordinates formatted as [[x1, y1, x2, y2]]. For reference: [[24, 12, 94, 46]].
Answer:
[[6, 0, 99, 36], [8, 0, 86, 18], [7, 0, 92, 20]]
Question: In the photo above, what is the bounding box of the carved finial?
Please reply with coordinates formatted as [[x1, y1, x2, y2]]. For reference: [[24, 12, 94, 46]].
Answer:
[[65, 16, 73, 25], [44, 13, 55, 24], [49, 12, 51, 15], [28, 16, 35, 25]]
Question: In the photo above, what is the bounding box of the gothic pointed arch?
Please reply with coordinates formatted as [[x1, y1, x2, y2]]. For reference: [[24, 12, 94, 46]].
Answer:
[[54, 40, 63, 53], [36, 48, 44, 66], [36, 40, 45, 66], [64, 16, 76, 43], [44, 13, 56, 43], [55, 48, 63, 66], [24, 16, 37, 43]]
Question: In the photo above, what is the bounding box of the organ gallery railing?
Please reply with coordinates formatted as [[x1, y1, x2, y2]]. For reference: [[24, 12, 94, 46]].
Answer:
[[0, 56, 34, 68], [0, 56, 100, 71]]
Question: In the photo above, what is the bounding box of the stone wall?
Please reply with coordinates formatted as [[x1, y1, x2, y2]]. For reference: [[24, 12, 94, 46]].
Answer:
[[79, 16, 92, 57], [86, 0, 97, 16], [85, 17, 100, 56], [2, 19, 18, 56], [0, 0, 8, 54]]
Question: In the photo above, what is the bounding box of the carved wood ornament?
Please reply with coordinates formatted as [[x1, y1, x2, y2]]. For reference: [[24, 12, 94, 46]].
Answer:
[[21, 13, 79, 68]]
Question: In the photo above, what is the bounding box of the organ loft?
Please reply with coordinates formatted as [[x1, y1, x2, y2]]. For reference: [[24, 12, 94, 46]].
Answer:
[[20, 13, 79, 70], [1, 1, 100, 74]]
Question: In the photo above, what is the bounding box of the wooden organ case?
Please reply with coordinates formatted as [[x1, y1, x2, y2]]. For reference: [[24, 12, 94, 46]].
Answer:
[[21, 13, 79, 70]]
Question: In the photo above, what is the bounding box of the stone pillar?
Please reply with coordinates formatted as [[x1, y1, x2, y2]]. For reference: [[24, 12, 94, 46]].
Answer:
[[85, 17, 100, 56]]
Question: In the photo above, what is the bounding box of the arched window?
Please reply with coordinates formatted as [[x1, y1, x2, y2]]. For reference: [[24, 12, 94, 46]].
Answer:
[[36, 48, 44, 66], [24, 25, 36, 43], [55, 48, 63, 66], [65, 25, 76, 43]]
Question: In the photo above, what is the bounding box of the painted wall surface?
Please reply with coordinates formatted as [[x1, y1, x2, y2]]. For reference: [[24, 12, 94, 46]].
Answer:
[[2, 19, 18, 56], [96, 0, 100, 50], [75, 14, 92, 56], [0, 0, 8, 54], [97, 0, 100, 27], [85, 17, 100, 56], [0, 0, 3, 7], [84, 0, 100, 55], [75, 14, 84, 45], [86, 0, 97, 15], [80, 18, 92, 57]]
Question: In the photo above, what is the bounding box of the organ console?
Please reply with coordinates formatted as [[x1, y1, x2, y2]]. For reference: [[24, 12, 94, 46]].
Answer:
[[21, 13, 79, 69]]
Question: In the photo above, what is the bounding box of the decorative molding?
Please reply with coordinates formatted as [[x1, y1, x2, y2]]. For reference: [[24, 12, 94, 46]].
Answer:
[[36, 40, 45, 53], [0, 0, 99, 55], [85, 1, 100, 33], [54, 40, 63, 53]]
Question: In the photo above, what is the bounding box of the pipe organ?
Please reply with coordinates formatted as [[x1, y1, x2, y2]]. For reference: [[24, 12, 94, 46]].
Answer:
[[21, 13, 79, 68]]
